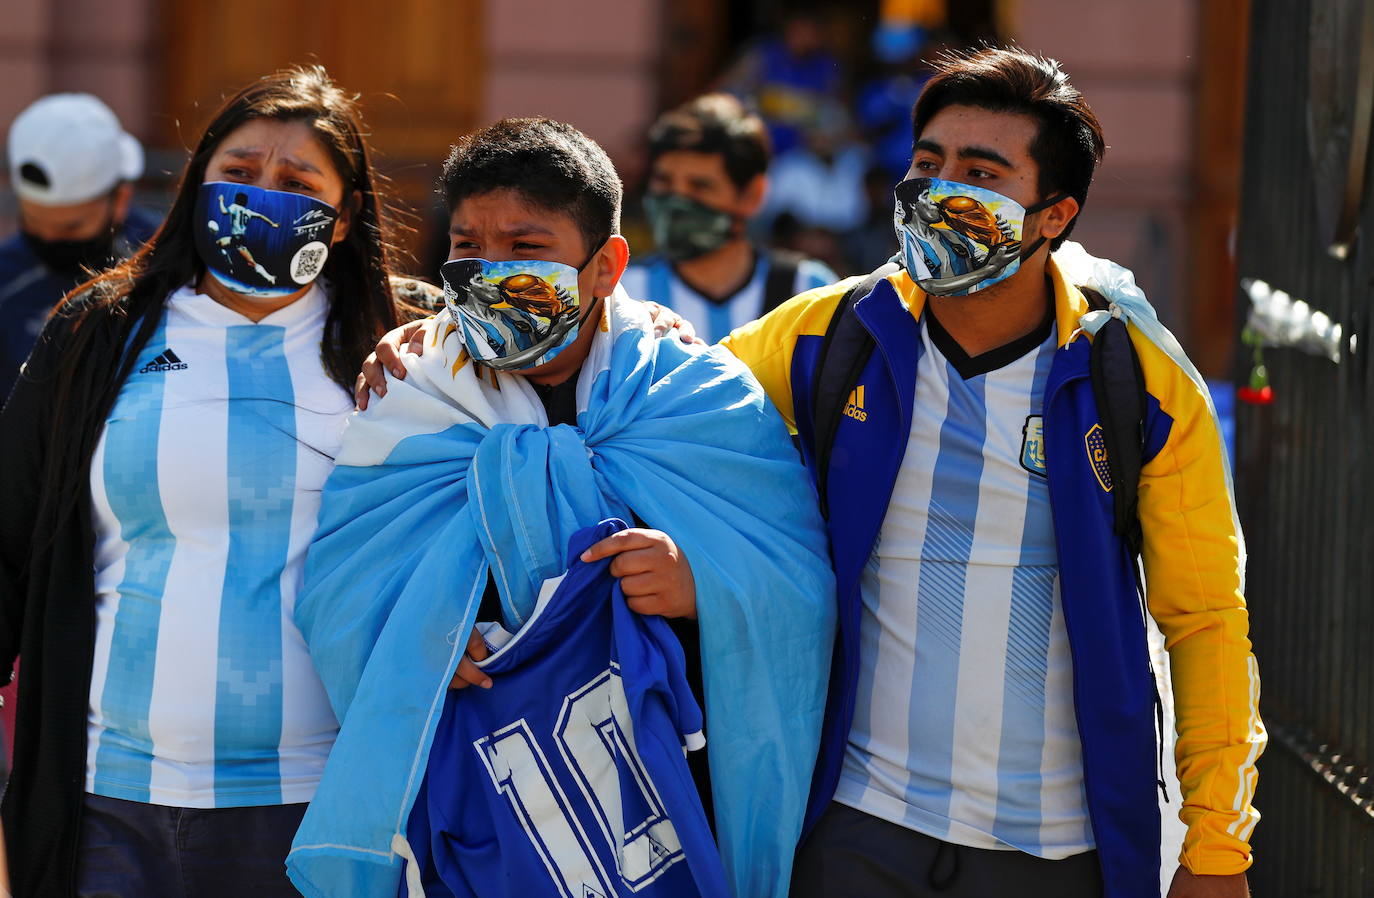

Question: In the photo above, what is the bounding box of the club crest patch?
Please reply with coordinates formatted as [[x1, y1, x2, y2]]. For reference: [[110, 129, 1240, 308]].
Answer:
[[1084, 423, 1113, 492], [1020, 415, 1047, 476]]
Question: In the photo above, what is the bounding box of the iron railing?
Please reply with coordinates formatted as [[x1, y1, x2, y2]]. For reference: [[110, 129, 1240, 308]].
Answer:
[[1235, 0, 1374, 894]]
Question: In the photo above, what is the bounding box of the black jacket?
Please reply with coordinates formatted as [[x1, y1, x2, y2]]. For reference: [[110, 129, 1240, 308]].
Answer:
[[1, 303, 121, 898]]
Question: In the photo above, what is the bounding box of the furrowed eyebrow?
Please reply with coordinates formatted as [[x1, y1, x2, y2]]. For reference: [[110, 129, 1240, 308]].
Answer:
[[447, 222, 556, 237], [499, 223, 555, 237], [283, 156, 322, 175], [913, 139, 943, 156], [222, 147, 322, 175]]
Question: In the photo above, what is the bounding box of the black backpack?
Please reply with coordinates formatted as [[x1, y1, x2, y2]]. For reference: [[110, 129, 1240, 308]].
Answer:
[[807, 263, 1167, 797]]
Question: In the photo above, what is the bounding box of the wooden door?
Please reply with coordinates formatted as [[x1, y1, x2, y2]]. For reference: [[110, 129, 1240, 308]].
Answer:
[[159, 0, 485, 267]]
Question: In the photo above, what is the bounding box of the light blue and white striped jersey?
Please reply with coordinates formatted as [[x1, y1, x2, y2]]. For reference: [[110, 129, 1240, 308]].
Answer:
[[619, 252, 835, 344], [86, 283, 349, 808], [834, 309, 1094, 859]]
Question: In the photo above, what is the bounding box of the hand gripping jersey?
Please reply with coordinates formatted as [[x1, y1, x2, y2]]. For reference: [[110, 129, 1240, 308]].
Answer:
[[401, 519, 729, 898]]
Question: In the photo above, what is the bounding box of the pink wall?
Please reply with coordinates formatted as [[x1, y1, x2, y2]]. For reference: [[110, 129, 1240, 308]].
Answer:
[[481, 0, 661, 181], [0, 0, 158, 237], [1015, 0, 1199, 332]]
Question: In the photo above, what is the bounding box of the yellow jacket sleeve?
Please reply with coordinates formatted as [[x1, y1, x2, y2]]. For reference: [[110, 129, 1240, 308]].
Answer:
[[1133, 329, 1265, 875]]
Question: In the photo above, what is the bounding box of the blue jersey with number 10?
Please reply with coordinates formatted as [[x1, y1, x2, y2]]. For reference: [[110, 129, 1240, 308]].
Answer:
[[401, 519, 728, 898]]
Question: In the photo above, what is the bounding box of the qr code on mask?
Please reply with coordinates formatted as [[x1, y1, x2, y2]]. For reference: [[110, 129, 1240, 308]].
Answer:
[[291, 242, 329, 284]]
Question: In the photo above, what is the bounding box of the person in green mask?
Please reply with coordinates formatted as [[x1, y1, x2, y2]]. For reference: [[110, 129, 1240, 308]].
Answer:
[[620, 94, 835, 343]]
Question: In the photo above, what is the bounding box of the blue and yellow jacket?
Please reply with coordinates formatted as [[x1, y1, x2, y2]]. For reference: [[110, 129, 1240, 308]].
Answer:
[[722, 259, 1264, 894]]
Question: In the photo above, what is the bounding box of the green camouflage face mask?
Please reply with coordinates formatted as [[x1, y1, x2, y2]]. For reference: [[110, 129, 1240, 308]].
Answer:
[[643, 193, 737, 262]]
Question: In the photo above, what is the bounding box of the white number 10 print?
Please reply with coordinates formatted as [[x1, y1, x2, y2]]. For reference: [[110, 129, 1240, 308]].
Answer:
[[474, 666, 687, 897]]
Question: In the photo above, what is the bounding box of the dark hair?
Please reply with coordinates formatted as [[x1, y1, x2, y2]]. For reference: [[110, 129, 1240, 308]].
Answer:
[[646, 93, 771, 190], [912, 47, 1105, 248], [37, 66, 407, 531], [441, 118, 622, 257]]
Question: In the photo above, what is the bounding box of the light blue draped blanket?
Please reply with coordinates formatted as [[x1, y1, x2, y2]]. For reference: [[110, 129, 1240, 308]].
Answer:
[[286, 291, 837, 898]]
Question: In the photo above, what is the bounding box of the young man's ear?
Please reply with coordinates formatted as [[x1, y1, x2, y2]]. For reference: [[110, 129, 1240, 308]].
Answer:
[[590, 235, 630, 298], [332, 189, 362, 245], [739, 173, 769, 218], [1037, 195, 1080, 241]]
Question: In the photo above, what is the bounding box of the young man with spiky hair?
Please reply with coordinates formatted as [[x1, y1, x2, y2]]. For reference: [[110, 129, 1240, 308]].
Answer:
[[288, 118, 835, 898], [723, 48, 1263, 898]]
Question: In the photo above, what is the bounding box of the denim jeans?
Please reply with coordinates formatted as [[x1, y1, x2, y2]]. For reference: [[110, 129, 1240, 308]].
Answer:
[[75, 793, 307, 898]]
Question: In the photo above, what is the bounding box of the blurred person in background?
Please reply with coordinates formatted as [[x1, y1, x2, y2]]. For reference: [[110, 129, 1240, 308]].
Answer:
[[843, 166, 909, 273], [0, 93, 161, 403], [621, 94, 835, 344], [718, 6, 843, 156], [0, 66, 436, 898], [858, 21, 940, 183], [759, 99, 871, 265]]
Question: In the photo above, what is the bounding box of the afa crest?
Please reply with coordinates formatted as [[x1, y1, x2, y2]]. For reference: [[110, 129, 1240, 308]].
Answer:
[[1084, 424, 1113, 492], [1020, 416, 1047, 476]]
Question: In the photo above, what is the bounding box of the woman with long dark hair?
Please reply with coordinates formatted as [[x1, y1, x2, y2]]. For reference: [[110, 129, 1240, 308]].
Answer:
[[0, 66, 433, 897]]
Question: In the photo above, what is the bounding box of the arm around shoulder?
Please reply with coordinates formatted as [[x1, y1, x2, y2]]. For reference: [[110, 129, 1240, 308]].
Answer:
[[720, 276, 861, 431]]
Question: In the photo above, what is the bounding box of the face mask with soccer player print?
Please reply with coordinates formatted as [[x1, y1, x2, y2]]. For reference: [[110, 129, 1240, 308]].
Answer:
[[193, 181, 338, 297], [893, 176, 1065, 297], [441, 257, 586, 371]]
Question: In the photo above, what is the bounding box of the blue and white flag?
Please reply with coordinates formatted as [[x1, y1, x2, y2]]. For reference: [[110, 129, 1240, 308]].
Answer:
[[286, 287, 836, 898]]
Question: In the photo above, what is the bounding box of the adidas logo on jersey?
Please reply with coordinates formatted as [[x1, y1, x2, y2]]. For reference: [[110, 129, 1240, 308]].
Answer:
[[139, 348, 188, 373], [843, 385, 868, 422]]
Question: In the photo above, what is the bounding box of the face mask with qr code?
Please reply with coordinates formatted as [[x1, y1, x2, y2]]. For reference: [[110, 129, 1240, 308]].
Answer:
[[194, 180, 339, 297]]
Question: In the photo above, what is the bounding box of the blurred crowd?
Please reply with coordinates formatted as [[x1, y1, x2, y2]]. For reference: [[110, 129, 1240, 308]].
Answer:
[[629, 1, 1002, 278]]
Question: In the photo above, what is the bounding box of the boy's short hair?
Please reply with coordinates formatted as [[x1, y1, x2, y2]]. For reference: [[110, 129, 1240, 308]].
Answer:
[[646, 93, 772, 190], [913, 47, 1106, 249], [441, 118, 622, 255]]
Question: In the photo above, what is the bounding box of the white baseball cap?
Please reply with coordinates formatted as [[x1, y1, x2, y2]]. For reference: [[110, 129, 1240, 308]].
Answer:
[[7, 93, 144, 207]]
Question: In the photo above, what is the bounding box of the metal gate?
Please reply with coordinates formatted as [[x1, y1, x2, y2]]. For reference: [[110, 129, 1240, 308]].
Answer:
[[1235, 0, 1374, 894]]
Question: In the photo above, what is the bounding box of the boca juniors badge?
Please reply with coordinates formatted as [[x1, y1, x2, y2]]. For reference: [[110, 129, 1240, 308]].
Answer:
[[1084, 423, 1113, 491]]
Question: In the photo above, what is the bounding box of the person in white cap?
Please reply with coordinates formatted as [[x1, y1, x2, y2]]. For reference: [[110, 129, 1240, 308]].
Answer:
[[0, 92, 160, 401]]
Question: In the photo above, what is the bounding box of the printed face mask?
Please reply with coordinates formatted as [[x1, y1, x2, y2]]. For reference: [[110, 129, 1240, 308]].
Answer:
[[441, 257, 586, 371], [193, 181, 338, 297], [643, 193, 736, 262], [893, 177, 1064, 297]]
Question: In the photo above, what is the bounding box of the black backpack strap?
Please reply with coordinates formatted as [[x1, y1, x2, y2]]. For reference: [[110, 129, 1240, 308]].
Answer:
[[811, 262, 900, 518], [761, 250, 804, 315], [1082, 285, 1169, 801], [1083, 286, 1147, 558]]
